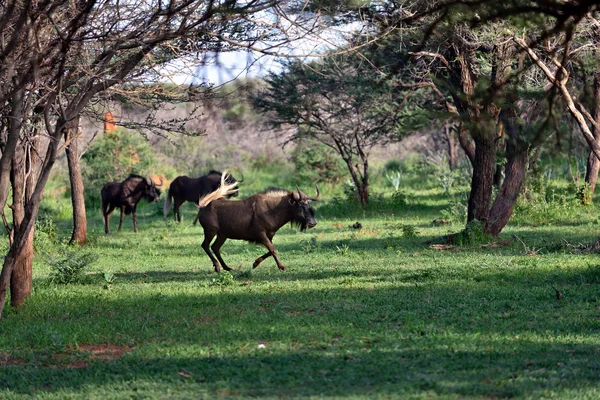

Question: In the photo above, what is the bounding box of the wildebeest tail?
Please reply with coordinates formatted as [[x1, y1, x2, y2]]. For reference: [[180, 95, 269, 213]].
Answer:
[[163, 189, 172, 217], [198, 170, 238, 208]]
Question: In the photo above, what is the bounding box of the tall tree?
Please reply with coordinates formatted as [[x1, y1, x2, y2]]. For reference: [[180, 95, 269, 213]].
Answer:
[[255, 56, 427, 205], [0, 0, 330, 319], [65, 116, 87, 245]]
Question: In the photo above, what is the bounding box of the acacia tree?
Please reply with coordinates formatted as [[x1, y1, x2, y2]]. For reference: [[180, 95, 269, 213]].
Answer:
[[0, 0, 328, 318], [255, 56, 427, 205]]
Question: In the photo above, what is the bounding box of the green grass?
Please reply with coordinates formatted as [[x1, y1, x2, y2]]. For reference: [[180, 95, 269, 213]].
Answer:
[[1, 182, 600, 399]]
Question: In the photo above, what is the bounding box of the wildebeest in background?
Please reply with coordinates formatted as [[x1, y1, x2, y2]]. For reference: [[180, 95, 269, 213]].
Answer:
[[101, 174, 163, 234], [196, 175, 321, 272], [163, 170, 242, 223]]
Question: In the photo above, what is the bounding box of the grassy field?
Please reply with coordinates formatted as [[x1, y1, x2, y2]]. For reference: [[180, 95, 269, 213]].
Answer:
[[1, 171, 600, 399]]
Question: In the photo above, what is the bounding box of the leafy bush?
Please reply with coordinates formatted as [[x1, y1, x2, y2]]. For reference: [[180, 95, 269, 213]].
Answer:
[[454, 220, 490, 246], [47, 248, 99, 284], [82, 129, 157, 197], [291, 139, 346, 185]]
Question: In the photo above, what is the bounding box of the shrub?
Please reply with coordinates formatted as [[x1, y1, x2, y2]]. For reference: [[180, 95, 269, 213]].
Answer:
[[47, 248, 99, 284], [291, 139, 346, 185], [82, 129, 157, 198]]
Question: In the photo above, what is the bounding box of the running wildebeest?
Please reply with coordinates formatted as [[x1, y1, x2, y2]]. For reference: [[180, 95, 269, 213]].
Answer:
[[163, 170, 242, 223], [101, 174, 162, 234], [196, 173, 321, 272]]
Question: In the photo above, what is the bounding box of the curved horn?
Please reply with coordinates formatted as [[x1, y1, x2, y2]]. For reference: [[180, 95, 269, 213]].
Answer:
[[309, 185, 321, 201], [145, 177, 152, 186], [292, 185, 301, 201]]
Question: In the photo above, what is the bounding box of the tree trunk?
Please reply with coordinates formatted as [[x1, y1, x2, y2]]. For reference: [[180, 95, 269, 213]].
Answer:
[[65, 116, 87, 245], [583, 73, 600, 204], [467, 133, 497, 222], [444, 122, 459, 169], [484, 121, 526, 237], [0, 117, 68, 319], [457, 122, 475, 166], [9, 146, 33, 308]]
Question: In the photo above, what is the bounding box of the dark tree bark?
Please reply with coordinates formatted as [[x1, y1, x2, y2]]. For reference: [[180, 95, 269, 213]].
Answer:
[[485, 108, 529, 236], [65, 116, 87, 245], [444, 122, 459, 169], [457, 122, 475, 166], [583, 73, 600, 204], [9, 146, 33, 308], [467, 133, 498, 222]]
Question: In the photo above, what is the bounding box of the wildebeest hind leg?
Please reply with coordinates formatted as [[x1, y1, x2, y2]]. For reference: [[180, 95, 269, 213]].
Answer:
[[211, 234, 231, 271], [174, 198, 184, 222], [253, 252, 272, 269], [201, 231, 222, 272], [132, 206, 138, 232]]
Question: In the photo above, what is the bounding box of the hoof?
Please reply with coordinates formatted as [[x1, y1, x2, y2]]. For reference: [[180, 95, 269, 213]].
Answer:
[[278, 266, 287, 271]]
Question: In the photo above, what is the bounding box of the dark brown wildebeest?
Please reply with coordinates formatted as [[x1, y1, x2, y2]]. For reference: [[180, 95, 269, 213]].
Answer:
[[163, 170, 242, 223], [196, 174, 321, 272], [101, 174, 162, 234]]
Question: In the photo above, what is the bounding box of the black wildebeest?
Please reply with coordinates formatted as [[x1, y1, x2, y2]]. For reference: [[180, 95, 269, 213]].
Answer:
[[196, 174, 321, 272], [163, 170, 242, 223], [101, 174, 162, 234]]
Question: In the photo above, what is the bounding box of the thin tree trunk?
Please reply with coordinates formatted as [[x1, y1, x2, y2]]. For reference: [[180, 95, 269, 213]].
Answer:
[[467, 133, 497, 222], [444, 122, 459, 169], [65, 116, 87, 245], [0, 117, 67, 319], [457, 122, 475, 166], [583, 73, 600, 204], [9, 146, 33, 308], [484, 107, 528, 235]]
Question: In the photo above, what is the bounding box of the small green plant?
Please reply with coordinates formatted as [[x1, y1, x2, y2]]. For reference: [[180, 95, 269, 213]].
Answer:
[[302, 236, 319, 253], [210, 271, 235, 288], [401, 224, 418, 239], [391, 191, 407, 207], [335, 243, 350, 255], [454, 220, 490, 246], [103, 272, 116, 290], [385, 170, 403, 191], [440, 197, 468, 224], [47, 249, 98, 284]]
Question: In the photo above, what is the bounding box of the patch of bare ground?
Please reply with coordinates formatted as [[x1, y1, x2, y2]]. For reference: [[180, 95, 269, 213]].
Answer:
[[7, 344, 135, 370], [0, 352, 27, 366]]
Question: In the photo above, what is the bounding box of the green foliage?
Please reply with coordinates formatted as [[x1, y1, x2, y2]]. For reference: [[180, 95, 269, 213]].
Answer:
[[210, 271, 235, 288], [82, 129, 157, 196], [454, 220, 490, 246], [291, 139, 346, 185], [401, 224, 418, 239], [46, 248, 99, 284]]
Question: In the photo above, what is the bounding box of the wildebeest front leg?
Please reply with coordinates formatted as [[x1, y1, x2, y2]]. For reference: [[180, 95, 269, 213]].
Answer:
[[201, 231, 222, 272], [260, 236, 286, 271], [211, 234, 232, 271], [253, 251, 272, 269], [117, 206, 125, 232], [104, 206, 115, 234], [132, 206, 138, 232]]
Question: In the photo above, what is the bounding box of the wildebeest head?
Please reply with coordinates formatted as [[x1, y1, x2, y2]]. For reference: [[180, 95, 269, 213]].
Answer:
[[143, 177, 162, 202], [208, 170, 242, 198], [290, 186, 321, 231]]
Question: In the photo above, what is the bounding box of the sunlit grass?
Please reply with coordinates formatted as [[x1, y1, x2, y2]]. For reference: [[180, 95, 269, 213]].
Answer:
[[1, 178, 600, 399]]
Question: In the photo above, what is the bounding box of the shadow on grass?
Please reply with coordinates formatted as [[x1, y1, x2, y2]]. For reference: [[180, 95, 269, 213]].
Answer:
[[2, 273, 600, 397]]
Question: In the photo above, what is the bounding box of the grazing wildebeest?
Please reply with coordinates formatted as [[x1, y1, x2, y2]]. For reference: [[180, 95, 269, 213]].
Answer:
[[101, 174, 162, 234], [196, 174, 321, 272], [163, 170, 242, 223]]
